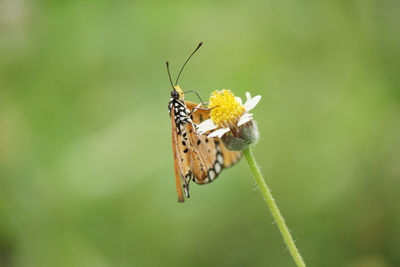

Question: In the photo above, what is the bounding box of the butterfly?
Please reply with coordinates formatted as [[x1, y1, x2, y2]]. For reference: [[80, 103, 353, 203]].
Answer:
[[167, 43, 242, 202]]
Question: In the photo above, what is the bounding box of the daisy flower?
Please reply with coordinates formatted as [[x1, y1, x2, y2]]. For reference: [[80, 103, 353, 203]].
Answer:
[[197, 89, 261, 151]]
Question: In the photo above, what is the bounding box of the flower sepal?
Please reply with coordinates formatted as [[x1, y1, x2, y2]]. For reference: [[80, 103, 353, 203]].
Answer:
[[221, 120, 259, 151]]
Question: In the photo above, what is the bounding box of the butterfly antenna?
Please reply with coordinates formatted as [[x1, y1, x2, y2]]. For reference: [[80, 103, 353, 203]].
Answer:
[[166, 62, 175, 90], [175, 42, 203, 86]]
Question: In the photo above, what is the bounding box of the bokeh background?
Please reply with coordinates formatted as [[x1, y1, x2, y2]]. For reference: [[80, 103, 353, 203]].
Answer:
[[1, 0, 400, 266]]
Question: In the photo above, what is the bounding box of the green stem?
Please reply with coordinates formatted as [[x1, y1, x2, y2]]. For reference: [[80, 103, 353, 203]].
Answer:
[[243, 147, 306, 267]]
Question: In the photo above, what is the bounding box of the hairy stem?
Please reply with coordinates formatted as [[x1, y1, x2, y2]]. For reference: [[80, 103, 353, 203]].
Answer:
[[243, 147, 306, 267]]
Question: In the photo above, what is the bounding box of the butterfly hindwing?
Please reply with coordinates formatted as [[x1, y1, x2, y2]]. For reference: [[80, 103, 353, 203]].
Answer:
[[185, 101, 242, 184], [218, 140, 242, 168]]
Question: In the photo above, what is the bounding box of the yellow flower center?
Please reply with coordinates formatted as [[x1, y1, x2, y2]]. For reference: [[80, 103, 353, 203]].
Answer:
[[208, 89, 245, 127]]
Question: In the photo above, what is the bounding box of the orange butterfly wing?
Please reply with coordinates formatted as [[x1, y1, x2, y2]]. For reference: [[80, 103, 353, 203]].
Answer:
[[171, 107, 195, 202], [185, 101, 242, 184]]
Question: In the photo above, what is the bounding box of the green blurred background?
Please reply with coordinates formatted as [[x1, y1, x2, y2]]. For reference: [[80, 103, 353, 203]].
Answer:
[[1, 0, 399, 266]]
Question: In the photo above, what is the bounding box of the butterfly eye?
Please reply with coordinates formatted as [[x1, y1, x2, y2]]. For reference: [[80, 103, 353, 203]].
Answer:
[[171, 90, 180, 99]]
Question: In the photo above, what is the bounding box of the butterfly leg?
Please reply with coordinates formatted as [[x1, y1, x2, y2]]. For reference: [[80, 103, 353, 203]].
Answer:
[[189, 121, 200, 135], [183, 90, 207, 107], [189, 104, 219, 116]]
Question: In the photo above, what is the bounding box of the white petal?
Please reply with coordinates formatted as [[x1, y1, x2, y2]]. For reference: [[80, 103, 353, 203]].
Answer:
[[208, 127, 230, 138], [197, 119, 218, 133], [246, 92, 252, 101], [244, 93, 261, 112], [237, 113, 253, 127], [235, 97, 243, 105]]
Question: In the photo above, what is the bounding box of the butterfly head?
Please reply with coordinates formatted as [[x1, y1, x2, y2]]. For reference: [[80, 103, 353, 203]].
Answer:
[[171, 85, 184, 100]]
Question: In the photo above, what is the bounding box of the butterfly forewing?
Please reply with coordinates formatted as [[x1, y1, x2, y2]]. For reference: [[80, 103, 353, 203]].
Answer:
[[171, 108, 185, 202], [170, 99, 195, 201]]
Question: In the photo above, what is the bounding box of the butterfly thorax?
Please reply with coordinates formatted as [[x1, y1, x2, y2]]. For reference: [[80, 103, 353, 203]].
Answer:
[[168, 85, 193, 135]]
